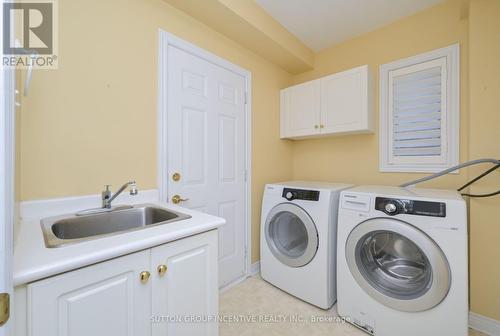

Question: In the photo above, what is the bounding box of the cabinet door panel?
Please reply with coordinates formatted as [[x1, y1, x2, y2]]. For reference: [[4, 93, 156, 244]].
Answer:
[[152, 230, 218, 336], [27, 251, 151, 336], [320, 65, 372, 134], [281, 80, 320, 138]]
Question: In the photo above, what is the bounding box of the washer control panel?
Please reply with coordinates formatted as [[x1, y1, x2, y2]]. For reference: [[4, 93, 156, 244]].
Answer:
[[375, 197, 446, 217], [282, 188, 320, 201]]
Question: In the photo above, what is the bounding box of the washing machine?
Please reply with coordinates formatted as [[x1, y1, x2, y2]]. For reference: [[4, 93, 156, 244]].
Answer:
[[337, 186, 468, 336], [260, 181, 352, 309]]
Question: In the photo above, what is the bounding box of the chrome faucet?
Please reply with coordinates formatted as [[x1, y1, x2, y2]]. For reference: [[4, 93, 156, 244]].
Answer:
[[102, 181, 138, 208]]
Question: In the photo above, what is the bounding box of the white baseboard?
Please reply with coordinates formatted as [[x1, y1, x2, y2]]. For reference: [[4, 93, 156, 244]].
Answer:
[[219, 262, 260, 294], [219, 276, 248, 294], [469, 312, 500, 336], [250, 261, 260, 276], [20, 189, 160, 219], [219, 261, 260, 294]]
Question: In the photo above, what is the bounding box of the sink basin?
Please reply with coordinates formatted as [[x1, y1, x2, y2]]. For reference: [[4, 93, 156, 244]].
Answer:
[[41, 204, 191, 248]]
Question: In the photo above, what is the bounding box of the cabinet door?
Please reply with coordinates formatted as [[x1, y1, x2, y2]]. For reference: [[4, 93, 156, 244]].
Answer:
[[151, 230, 218, 336], [27, 251, 151, 336], [320, 65, 372, 134], [281, 80, 320, 138]]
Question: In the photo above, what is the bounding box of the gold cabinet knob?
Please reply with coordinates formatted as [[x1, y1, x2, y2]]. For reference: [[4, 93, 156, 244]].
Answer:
[[140, 271, 151, 283], [320, 124, 324, 129], [171, 194, 189, 204], [157, 264, 167, 277]]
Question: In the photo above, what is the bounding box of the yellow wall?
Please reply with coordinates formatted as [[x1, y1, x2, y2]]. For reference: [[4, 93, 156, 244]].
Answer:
[[291, 0, 470, 189], [468, 0, 500, 321], [18, 0, 294, 262]]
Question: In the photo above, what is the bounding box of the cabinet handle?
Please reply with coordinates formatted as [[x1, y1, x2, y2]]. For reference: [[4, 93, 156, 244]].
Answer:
[[314, 125, 319, 129], [140, 271, 151, 283], [157, 264, 167, 277], [320, 124, 324, 129]]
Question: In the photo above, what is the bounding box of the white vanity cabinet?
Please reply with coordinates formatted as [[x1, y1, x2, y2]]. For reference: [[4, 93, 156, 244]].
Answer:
[[27, 250, 152, 336], [15, 230, 218, 336], [280, 65, 373, 139], [151, 231, 218, 336]]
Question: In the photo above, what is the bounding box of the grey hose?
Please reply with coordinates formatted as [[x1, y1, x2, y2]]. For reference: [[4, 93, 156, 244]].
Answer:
[[399, 158, 500, 187]]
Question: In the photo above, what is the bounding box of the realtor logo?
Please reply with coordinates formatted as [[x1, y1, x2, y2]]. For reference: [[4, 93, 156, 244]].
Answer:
[[2, 0, 58, 69]]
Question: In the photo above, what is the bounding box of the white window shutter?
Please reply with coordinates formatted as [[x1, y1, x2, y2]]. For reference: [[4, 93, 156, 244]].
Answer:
[[380, 45, 459, 173]]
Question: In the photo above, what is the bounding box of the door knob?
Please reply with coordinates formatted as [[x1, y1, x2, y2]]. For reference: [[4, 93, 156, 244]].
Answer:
[[171, 194, 189, 204], [157, 264, 167, 276], [140, 271, 151, 284], [172, 172, 181, 182]]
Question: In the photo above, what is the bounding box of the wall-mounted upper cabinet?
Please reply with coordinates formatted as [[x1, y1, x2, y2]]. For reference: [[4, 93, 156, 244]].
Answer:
[[280, 65, 373, 139], [280, 79, 321, 138]]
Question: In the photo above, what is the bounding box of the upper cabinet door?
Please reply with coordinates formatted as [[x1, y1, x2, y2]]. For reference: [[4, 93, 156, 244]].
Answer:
[[280, 80, 321, 139], [151, 230, 218, 336], [280, 65, 373, 140], [27, 251, 151, 336], [320, 65, 373, 135]]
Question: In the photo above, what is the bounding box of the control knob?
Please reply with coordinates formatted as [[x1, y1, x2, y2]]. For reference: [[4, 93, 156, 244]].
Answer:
[[285, 191, 296, 201], [385, 202, 398, 214]]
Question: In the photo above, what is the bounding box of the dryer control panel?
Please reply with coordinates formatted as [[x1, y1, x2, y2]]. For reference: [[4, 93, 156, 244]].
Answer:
[[375, 197, 446, 217], [282, 188, 320, 201]]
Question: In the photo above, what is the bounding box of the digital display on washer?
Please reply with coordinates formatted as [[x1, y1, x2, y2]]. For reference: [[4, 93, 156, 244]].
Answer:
[[282, 188, 320, 201], [375, 197, 446, 217]]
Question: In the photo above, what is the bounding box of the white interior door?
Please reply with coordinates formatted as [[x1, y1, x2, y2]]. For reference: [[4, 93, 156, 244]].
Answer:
[[166, 44, 247, 288]]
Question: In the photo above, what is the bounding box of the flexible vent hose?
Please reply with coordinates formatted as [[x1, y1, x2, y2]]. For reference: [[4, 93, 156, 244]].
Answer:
[[399, 158, 500, 188]]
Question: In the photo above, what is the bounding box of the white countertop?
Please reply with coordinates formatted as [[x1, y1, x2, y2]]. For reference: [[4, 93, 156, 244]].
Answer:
[[13, 201, 225, 286]]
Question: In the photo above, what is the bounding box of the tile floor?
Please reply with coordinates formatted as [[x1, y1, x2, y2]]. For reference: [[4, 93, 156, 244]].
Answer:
[[219, 275, 486, 336]]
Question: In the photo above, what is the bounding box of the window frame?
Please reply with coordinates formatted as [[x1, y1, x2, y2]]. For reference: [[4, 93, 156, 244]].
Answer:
[[379, 44, 460, 173]]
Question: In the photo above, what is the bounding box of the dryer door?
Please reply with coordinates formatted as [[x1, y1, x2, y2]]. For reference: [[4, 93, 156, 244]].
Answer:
[[345, 218, 450, 312], [265, 203, 318, 267]]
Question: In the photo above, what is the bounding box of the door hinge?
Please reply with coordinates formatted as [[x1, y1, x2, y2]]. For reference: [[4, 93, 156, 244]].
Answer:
[[0, 293, 10, 326], [244, 169, 248, 181], [244, 92, 248, 105]]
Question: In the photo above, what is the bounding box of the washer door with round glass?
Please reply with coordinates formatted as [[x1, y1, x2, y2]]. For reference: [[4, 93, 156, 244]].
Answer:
[[265, 203, 318, 267], [346, 218, 450, 312]]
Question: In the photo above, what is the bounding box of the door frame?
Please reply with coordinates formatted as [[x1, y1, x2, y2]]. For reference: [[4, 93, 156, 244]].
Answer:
[[0, 2, 16, 330], [157, 30, 253, 282]]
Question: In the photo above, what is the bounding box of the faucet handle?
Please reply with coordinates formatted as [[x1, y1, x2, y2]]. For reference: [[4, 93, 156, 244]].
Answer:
[[102, 185, 112, 200], [129, 182, 138, 196]]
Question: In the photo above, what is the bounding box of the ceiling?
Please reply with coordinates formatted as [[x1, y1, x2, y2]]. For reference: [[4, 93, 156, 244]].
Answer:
[[254, 0, 446, 52]]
